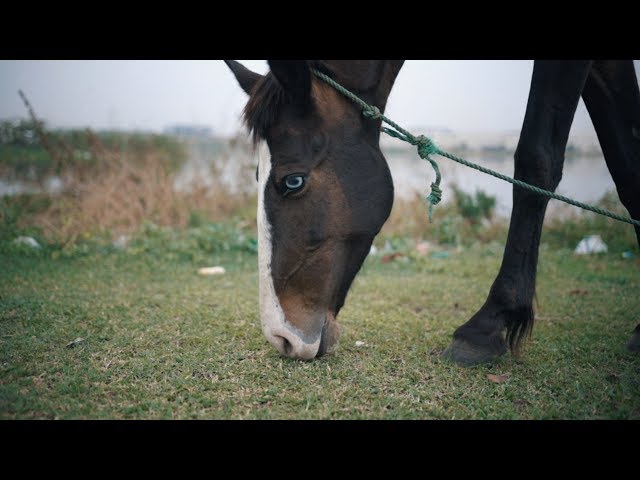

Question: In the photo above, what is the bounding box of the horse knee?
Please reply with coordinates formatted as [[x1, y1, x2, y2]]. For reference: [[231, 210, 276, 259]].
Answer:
[[514, 144, 563, 192]]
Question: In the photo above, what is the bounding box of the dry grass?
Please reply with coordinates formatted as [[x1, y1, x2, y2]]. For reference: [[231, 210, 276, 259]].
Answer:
[[32, 149, 253, 244], [10, 92, 256, 246], [379, 192, 509, 249], [382, 194, 431, 239]]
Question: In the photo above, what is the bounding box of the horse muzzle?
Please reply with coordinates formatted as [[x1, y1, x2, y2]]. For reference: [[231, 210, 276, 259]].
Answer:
[[264, 311, 340, 360]]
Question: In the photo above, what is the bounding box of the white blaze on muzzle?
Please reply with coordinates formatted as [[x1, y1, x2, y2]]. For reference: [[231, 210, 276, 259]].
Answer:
[[257, 151, 321, 360]]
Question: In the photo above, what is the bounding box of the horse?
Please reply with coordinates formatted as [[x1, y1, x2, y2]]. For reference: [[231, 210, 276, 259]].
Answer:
[[225, 60, 640, 365]]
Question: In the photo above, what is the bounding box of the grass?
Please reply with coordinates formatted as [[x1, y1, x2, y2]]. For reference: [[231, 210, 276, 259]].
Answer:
[[1, 118, 638, 419], [1, 240, 639, 419]]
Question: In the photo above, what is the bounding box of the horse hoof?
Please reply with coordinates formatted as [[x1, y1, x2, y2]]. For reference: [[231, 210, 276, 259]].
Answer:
[[441, 338, 507, 366]]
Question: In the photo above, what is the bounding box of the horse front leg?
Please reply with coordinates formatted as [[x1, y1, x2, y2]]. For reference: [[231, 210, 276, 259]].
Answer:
[[443, 60, 593, 365]]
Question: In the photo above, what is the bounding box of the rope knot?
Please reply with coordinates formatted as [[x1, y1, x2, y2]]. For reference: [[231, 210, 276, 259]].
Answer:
[[426, 182, 442, 222], [413, 135, 438, 157], [426, 182, 442, 206], [362, 106, 382, 120]]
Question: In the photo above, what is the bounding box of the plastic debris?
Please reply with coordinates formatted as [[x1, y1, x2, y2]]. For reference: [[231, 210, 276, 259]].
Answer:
[[369, 244, 378, 256], [112, 235, 129, 249], [574, 235, 608, 254], [13, 236, 41, 249], [414, 241, 431, 256], [355, 341, 366, 347], [65, 337, 85, 349], [198, 266, 226, 275], [431, 251, 450, 259], [622, 251, 635, 260]]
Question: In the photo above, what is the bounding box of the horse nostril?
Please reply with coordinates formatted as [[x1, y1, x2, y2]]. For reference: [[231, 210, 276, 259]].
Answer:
[[269, 332, 321, 360], [276, 335, 292, 356]]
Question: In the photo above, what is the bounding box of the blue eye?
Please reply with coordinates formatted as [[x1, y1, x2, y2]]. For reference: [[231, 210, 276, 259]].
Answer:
[[283, 174, 305, 194], [285, 175, 304, 190]]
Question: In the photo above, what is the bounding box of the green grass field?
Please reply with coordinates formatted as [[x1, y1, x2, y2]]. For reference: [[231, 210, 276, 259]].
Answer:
[[2, 243, 639, 419]]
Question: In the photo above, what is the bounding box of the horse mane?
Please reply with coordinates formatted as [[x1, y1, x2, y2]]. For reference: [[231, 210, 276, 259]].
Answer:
[[243, 61, 331, 144]]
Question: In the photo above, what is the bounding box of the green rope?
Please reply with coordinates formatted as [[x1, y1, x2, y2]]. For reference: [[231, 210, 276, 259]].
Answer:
[[311, 68, 640, 228]]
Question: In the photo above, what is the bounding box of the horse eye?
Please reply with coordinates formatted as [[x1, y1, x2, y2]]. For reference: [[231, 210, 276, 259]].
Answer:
[[284, 174, 305, 191]]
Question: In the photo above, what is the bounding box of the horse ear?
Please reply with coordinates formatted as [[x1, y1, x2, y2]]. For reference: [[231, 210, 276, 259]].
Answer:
[[224, 60, 263, 95], [268, 60, 311, 106]]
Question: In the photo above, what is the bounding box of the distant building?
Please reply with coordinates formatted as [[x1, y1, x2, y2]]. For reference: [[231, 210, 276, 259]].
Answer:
[[163, 125, 213, 138]]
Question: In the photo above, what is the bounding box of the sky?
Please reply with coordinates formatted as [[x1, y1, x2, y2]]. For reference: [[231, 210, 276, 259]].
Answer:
[[1, 60, 638, 136]]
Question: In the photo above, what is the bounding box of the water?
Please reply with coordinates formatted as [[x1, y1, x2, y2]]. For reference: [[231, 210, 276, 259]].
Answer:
[[0, 137, 617, 221], [173, 137, 257, 194], [0, 176, 64, 196], [384, 148, 615, 218]]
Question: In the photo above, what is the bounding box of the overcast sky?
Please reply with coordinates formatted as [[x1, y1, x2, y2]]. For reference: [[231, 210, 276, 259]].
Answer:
[[1, 60, 638, 136]]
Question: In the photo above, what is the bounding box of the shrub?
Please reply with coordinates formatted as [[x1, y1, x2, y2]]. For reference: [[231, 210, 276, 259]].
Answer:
[[452, 184, 496, 224]]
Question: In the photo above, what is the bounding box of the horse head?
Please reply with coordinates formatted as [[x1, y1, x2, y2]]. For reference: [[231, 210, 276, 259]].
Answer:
[[226, 60, 404, 359]]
